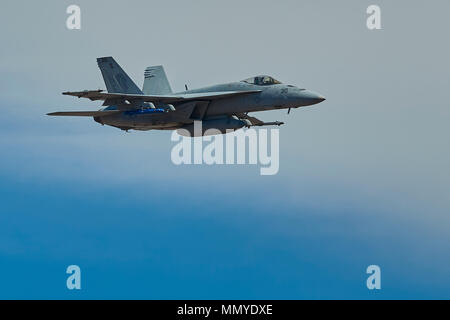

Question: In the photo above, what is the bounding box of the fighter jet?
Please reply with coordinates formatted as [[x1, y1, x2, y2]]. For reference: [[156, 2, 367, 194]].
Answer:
[[48, 57, 325, 136]]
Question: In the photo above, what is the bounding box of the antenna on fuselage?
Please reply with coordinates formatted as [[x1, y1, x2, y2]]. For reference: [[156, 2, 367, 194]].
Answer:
[[288, 108, 291, 114], [185, 84, 188, 91]]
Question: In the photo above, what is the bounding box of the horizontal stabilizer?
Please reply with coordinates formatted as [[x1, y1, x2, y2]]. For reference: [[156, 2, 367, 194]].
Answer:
[[47, 110, 121, 117]]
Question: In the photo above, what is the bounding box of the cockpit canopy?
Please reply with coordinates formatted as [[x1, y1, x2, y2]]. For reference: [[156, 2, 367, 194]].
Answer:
[[242, 75, 282, 86]]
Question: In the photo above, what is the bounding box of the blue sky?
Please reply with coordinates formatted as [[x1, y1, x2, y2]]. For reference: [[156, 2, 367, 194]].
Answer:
[[0, 0, 449, 299]]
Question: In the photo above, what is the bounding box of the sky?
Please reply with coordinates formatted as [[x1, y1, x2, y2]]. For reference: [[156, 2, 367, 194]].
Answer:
[[0, 0, 449, 299]]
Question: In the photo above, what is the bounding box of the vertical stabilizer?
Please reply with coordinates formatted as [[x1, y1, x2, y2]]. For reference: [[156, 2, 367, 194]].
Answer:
[[143, 66, 172, 95], [97, 57, 143, 94]]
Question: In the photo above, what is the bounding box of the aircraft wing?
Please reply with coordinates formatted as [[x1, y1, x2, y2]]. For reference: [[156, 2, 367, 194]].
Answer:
[[62, 89, 261, 103], [47, 110, 121, 116], [179, 90, 261, 101]]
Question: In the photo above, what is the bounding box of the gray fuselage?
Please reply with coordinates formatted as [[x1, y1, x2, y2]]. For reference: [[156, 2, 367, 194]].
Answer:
[[95, 80, 325, 131]]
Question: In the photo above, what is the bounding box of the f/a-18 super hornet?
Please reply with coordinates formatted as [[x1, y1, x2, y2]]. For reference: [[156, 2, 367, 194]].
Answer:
[[48, 57, 325, 136]]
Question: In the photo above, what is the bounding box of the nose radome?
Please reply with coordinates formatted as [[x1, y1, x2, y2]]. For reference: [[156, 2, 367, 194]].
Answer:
[[302, 90, 326, 105], [316, 96, 326, 103]]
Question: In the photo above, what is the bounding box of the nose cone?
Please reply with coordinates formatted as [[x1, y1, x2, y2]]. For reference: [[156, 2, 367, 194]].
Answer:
[[299, 90, 326, 106]]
